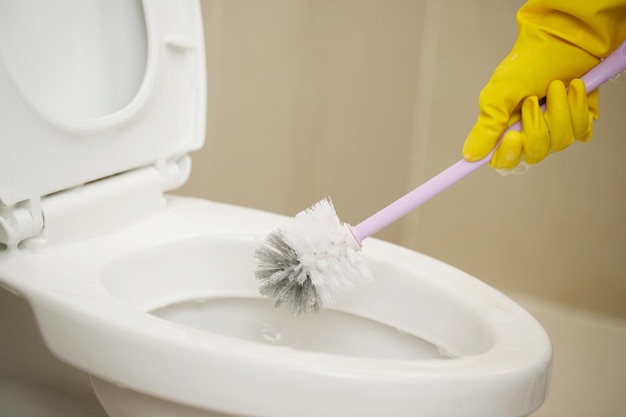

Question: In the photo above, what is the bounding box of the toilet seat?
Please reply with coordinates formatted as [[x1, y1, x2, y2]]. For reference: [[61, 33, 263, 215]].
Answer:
[[0, 198, 551, 417], [0, 0, 206, 249]]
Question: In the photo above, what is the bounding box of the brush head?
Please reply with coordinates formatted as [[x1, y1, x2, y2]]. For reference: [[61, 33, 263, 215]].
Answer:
[[254, 198, 373, 316]]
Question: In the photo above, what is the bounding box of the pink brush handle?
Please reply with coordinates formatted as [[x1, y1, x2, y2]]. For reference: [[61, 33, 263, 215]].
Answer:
[[350, 39, 626, 245]]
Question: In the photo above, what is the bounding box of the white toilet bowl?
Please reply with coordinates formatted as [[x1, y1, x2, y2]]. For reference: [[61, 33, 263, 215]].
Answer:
[[1, 197, 551, 417], [0, 1, 551, 416]]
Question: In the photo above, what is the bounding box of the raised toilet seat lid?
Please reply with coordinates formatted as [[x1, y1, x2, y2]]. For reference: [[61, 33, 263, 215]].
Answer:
[[0, 0, 205, 208]]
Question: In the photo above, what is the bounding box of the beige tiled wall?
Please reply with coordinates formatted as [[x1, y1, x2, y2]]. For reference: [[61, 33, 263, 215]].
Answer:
[[178, 0, 626, 319]]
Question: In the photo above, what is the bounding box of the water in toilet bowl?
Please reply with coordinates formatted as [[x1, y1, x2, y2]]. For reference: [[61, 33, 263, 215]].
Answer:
[[151, 297, 446, 360]]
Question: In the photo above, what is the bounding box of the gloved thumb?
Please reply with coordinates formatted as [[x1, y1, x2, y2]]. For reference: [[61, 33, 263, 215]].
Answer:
[[462, 81, 521, 162]]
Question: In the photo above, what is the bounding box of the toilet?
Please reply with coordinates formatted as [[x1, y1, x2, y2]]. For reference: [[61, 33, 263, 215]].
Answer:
[[0, 1, 552, 416]]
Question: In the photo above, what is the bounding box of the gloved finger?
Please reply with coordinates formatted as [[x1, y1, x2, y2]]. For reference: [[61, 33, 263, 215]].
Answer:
[[463, 64, 530, 163], [581, 89, 599, 142], [463, 97, 515, 162], [582, 88, 599, 142], [588, 88, 599, 120], [579, 112, 595, 143], [544, 80, 575, 152], [520, 96, 550, 164], [490, 129, 522, 170], [568, 79, 592, 141], [569, 79, 599, 143]]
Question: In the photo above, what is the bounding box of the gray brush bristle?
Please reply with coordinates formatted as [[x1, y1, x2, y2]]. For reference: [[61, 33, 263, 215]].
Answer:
[[254, 231, 320, 315], [254, 198, 373, 316]]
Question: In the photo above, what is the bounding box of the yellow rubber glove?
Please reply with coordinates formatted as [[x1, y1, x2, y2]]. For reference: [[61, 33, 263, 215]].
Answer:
[[492, 78, 598, 169], [463, 0, 626, 170]]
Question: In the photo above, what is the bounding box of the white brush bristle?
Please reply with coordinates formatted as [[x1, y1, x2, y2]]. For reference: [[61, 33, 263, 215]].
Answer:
[[254, 198, 373, 316]]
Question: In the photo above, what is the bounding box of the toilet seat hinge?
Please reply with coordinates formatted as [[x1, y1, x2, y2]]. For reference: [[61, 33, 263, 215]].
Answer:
[[0, 157, 192, 251], [0, 197, 44, 250]]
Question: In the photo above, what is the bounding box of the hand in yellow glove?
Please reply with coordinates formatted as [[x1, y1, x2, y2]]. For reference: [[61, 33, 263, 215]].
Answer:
[[491, 78, 598, 170], [463, 0, 626, 170]]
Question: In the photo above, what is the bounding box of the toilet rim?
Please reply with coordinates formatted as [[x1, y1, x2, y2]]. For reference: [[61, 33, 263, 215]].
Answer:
[[0, 198, 552, 415], [13, 268, 552, 415]]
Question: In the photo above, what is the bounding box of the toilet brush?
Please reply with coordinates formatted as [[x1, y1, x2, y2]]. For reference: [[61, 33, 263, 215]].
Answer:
[[254, 40, 626, 316]]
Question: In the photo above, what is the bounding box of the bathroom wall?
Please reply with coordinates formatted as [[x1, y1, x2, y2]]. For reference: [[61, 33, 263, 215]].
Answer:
[[178, 0, 626, 320]]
